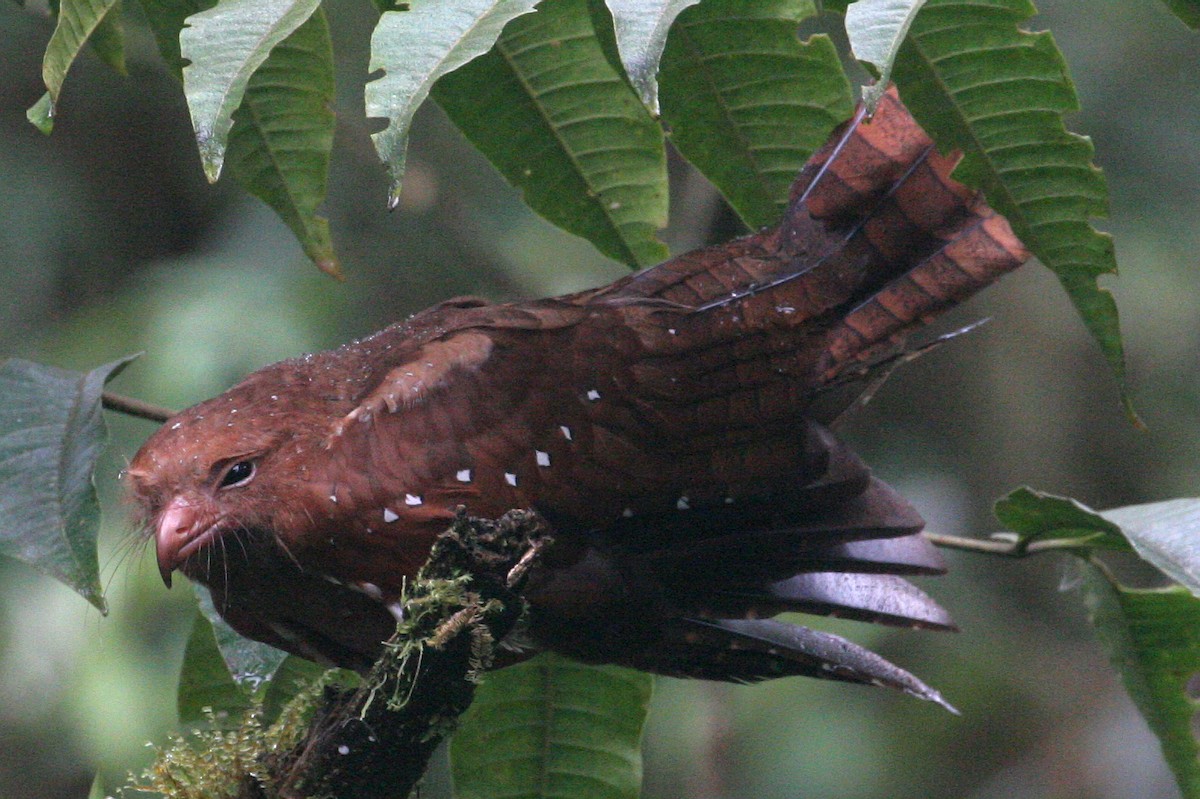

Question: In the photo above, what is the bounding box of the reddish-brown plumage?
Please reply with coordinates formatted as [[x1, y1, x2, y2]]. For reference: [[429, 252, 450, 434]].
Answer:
[[128, 90, 1027, 699]]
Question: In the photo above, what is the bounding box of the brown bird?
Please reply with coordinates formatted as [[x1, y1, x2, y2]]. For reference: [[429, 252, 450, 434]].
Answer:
[[128, 90, 1028, 705]]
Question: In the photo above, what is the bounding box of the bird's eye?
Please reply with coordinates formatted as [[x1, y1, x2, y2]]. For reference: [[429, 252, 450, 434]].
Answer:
[[219, 460, 256, 489]]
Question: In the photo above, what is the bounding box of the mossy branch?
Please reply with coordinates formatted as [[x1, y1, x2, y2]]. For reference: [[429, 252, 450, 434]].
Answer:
[[140, 508, 553, 799]]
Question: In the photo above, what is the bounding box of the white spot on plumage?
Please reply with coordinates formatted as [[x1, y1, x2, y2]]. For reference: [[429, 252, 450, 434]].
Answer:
[[622, 507, 634, 518], [383, 508, 399, 523], [560, 425, 573, 441], [586, 389, 601, 401], [668, 328, 677, 335], [724, 496, 735, 504], [329, 494, 338, 504], [171, 422, 182, 430], [337, 745, 350, 755], [676, 496, 691, 511], [457, 468, 472, 482], [405, 493, 422, 506], [505, 472, 518, 486], [388, 602, 405, 621], [536, 450, 550, 467]]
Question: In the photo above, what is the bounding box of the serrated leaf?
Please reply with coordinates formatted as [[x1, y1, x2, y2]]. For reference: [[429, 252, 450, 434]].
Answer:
[[993, 486, 1131, 551], [888, 0, 1132, 418], [1160, 0, 1200, 28], [844, 0, 927, 111], [0, 356, 136, 612], [1103, 499, 1200, 599], [32, 0, 122, 123], [27, 92, 54, 134], [1082, 564, 1200, 799], [138, 0, 217, 78], [434, 0, 668, 267], [604, 0, 700, 112], [180, 0, 321, 182], [365, 0, 542, 206], [177, 608, 256, 727], [451, 653, 653, 799], [226, 7, 339, 276], [658, 0, 852, 229]]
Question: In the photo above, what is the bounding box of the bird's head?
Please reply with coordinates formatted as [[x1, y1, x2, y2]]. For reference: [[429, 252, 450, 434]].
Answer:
[[126, 366, 331, 589]]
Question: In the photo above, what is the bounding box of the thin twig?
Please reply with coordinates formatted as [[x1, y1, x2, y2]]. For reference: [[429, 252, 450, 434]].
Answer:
[[101, 391, 175, 423], [924, 531, 1099, 558]]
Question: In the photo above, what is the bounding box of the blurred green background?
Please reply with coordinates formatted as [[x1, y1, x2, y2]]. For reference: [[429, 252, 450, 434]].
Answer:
[[3, 1, 1200, 797]]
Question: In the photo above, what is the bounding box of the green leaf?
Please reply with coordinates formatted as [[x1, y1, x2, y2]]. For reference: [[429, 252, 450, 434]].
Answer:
[[604, 0, 701, 112], [365, 0, 542, 206], [225, 7, 340, 277], [658, 0, 852, 229], [180, 592, 331, 728], [889, 0, 1132, 418], [993, 486, 1131, 552], [177, 608, 256, 727], [88, 774, 107, 799], [194, 585, 290, 690], [87, 0, 127, 75], [1082, 564, 1200, 799], [451, 653, 653, 799], [32, 0, 122, 124], [138, 0, 217, 78], [434, 0, 669, 268], [26, 92, 54, 135], [1159, 0, 1200, 28], [1103, 499, 1200, 599], [0, 356, 136, 612], [180, 0, 321, 182], [259, 654, 329, 725], [843, 0, 927, 111]]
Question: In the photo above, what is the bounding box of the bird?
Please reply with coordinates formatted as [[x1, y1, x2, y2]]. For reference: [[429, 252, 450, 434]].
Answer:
[[127, 88, 1028, 706]]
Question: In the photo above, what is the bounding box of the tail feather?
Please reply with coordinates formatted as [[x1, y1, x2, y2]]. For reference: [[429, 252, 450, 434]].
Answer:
[[639, 618, 955, 711], [707, 573, 955, 630], [601, 86, 1028, 402]]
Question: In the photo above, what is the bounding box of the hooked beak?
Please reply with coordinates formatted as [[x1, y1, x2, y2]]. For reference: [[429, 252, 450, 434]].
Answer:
[[155, 496, 217, 588]]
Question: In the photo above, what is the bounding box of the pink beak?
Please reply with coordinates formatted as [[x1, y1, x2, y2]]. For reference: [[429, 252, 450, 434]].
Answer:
[[155, 496, 206, 588]]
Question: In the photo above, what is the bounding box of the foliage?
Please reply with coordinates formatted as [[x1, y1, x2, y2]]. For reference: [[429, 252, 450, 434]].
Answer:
[[6, 0, 1200, 797]]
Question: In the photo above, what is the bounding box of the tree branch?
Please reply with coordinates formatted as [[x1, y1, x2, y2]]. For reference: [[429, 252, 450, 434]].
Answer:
[[101, 390, 175, 423], [267, 509, 552, 799]]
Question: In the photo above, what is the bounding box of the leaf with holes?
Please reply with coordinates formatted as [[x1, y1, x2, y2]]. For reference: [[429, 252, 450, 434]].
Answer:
[[451, 653, 653, 799], [658, 0, 852, 229], [844, 0, 927, 111], [180, 0, 321, 181], [365, 0, 541, 205], [886, 0, 1132, 418], [1082, 564, 1200, 799], [433, 0, 668, 268], [0, 356, 136, 611], [604, 0, 701, 112]]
